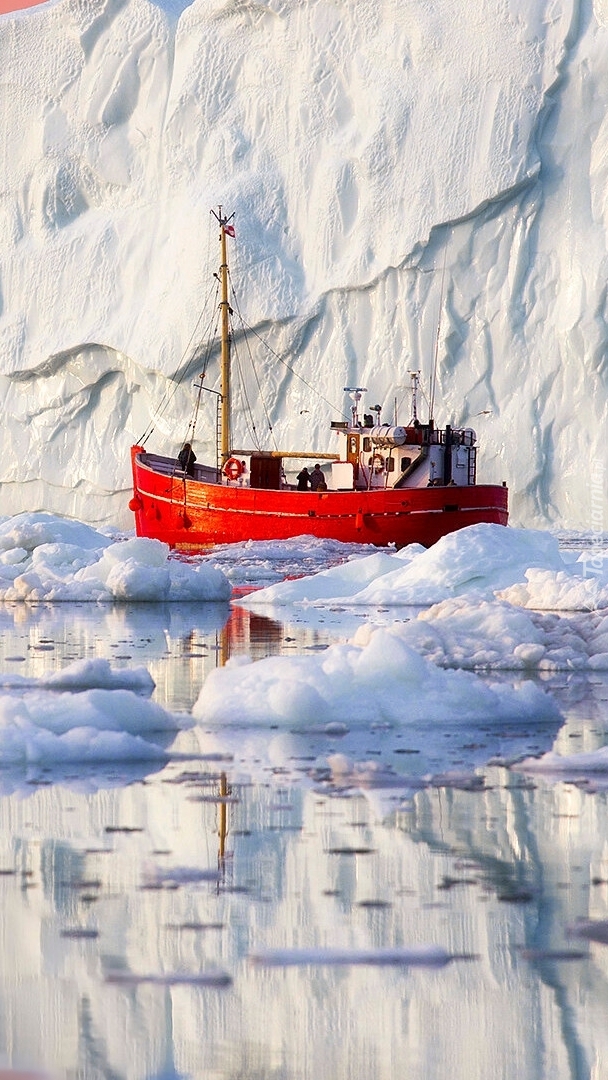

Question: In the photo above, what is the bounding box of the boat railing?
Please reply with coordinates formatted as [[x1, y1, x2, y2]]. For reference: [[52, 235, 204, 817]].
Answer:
[[138, 451, 175, 474], [139, 452, 220, 483]]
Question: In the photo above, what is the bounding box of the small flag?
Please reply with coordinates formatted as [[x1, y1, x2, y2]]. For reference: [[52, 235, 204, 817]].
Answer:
[[224, 224, 236, 237]]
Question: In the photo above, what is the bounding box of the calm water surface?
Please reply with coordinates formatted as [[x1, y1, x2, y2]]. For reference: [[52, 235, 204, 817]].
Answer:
[[0, 596, 607, 1080]]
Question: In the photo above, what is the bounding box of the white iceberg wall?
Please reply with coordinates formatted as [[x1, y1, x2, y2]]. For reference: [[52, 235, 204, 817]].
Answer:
[[0, 0, 606, 529]]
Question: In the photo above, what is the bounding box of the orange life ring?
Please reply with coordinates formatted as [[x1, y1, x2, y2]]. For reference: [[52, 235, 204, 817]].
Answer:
[[223, 456, 244, 481]]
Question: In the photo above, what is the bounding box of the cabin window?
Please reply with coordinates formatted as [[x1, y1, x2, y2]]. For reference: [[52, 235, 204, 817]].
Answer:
[[363, 437, 371, 453], [401, 457, 411, 471], [387, 456, 395, 472]]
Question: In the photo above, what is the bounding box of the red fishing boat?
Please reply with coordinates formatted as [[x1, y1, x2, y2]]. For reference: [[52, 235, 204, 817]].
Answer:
[[130, 209, 508, 550]]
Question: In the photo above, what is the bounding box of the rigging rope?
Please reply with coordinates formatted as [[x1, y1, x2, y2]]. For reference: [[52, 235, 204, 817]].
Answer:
[[137, 277, 220, 446], [230, 334, 264, 451], [138, 214, 357, 454], [229, 281, 279, 451], [235, 314, 351, 424]]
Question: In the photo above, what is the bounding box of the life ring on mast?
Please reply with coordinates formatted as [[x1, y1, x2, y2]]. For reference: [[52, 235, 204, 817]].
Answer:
[[223, 456, 244, 481]]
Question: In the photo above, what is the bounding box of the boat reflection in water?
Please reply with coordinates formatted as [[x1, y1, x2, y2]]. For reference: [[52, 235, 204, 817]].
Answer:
[[0, 596, 605, 1078]]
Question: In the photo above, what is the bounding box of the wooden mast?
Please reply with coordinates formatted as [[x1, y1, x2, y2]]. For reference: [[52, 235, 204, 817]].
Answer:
[[212, 206, 234, 466], [219, 211, 230, 465]]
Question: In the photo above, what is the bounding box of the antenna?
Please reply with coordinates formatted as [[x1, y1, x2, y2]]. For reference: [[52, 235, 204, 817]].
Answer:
[[344, 387, 367, 426], [408, 370, 420, 423]]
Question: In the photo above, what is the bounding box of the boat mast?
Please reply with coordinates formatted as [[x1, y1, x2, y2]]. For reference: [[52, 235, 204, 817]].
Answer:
[[212, 207, 234, 464]]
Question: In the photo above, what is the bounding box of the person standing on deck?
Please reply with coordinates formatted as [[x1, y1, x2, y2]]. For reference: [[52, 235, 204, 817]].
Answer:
[[310, 463, 325, 491], [297, 467, 311, 490], [178, 443, 196, 476]]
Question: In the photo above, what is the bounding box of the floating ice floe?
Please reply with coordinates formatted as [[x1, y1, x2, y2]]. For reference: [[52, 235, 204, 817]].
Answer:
[[240, 524, 607, 610], [0, 657, 155, 694], [497, 568, 608, 611], [0, 513, 230, 602], [0, 512, 113, 553], [357, 598, 608, 671], [207, 535, 377, 589], [193, 624, 560, 729], [240, 524, 562, 606], [0, 684, 187, 766]]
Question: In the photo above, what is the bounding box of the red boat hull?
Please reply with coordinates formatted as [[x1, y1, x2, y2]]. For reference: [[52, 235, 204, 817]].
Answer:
[[131, 447, 508, 550]]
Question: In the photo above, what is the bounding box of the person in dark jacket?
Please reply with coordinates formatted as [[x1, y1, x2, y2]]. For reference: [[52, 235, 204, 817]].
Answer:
[[310, 463, 325, 491], [178, 442, 196, 476], [296, 467, 311, 490]]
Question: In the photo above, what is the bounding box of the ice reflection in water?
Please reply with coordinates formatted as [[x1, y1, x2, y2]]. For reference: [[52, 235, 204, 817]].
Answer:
[[0, 601, 606, 1078]]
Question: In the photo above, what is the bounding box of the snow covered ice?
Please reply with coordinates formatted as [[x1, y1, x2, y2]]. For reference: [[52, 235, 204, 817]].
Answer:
[[0, 512, 230, 602], [0, 515, 605, 783], [498, 568, 608, 612], [192, 628, 559, 729], [238, 524, 608, 672], [0, 656, 155, 693], [0, 654, 189, 774], [390, 598, 608, 672], [240, 524, 568, 607], [187, 522, 608, 794]]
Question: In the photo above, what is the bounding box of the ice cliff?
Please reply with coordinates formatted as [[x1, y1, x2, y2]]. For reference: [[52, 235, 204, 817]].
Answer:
[[0, 0, 606, 530]]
